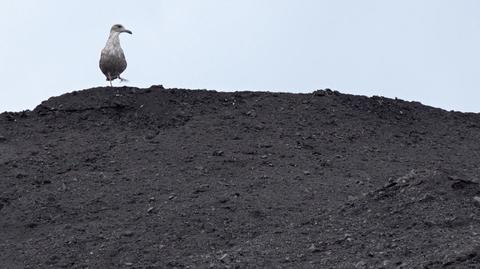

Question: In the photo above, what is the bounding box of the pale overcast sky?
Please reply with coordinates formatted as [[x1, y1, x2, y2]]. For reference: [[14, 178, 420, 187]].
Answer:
[[1, 0, 480, 112]]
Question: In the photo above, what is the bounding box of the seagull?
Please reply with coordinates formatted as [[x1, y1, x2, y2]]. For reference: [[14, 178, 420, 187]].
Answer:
[[99, 24, 132, 87]]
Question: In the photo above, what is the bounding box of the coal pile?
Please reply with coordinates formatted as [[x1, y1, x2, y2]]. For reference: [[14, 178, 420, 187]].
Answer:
[[1, 86, 479, 268]]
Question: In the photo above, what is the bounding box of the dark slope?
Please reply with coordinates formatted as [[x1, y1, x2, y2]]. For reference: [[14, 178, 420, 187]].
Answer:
[[0, 86, 479, 268]]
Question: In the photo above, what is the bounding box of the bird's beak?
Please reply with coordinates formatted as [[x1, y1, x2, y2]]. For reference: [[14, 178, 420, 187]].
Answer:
[[123, 29, 132, 34]]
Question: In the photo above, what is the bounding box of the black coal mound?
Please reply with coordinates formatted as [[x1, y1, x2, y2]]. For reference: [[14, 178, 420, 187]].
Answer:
[[1, 86, 479, 268]]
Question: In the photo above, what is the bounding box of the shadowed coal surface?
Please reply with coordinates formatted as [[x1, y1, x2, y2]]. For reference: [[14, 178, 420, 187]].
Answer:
[[1, 86, 479, 268]]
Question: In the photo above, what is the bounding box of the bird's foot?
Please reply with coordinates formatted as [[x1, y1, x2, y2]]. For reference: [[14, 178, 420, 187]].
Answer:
[[118, 76, 129, 83]]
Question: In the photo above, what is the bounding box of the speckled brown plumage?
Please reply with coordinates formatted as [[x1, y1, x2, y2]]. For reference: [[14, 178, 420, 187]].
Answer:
[[99, 24, 132, 86]]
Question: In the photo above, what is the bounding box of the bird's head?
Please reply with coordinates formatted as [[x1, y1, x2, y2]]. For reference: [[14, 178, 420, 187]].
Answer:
[[110, 24, 132, 35]]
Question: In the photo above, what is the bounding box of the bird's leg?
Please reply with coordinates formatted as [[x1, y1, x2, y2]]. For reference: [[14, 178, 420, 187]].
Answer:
[[107, 73, 113, 87], [109, 74, 120, 95]]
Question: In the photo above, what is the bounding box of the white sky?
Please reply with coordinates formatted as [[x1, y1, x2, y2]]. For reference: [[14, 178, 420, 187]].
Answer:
[[1, 0, 480, 112]]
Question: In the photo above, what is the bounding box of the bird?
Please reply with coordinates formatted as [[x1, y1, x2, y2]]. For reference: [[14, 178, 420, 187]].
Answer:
[[99, 24, 132, 87]]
